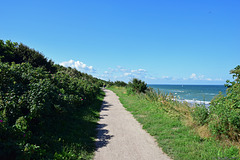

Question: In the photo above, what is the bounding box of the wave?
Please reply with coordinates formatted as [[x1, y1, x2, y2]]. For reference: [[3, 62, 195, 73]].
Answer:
[[204, 93, 217, 96], [173, 90, 184, 93], [177, 99, 211, 107]]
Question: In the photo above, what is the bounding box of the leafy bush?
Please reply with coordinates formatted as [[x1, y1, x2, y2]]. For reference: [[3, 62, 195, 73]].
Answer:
[[208, 65, 240, 141], [0, 40, 56, 73], [127, 78, 147, 93], [114, 81, 127, 87], [0, 40, 107, 159], [191, 104, 209, 126]]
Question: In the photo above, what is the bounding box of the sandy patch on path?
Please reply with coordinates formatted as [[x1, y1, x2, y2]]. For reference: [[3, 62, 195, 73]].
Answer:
[[94, 89, 171, 160]]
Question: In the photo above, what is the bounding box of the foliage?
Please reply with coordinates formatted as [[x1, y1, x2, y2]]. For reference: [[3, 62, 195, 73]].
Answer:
[[113, 81, 127, 87], [145, 87, 174, 102], [208, 65, 240, 141], [0, 40, 56, 73], [127, 78, 147, 94], [191, 104, 209, 126], [0, 40, 107, 159]]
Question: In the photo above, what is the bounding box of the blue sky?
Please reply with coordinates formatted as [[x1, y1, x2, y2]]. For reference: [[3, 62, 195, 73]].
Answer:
[[1, 0, 239, 84]]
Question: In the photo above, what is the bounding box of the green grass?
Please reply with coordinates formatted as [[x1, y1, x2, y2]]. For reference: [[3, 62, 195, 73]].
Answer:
[[110, 87, 240, 160], [36, 90, 105, 160]]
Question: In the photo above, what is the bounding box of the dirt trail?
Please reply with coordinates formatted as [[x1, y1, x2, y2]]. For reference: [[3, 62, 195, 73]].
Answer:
[[94, 89, 171, 160]]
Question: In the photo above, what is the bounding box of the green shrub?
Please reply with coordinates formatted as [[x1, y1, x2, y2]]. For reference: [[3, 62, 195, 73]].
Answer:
[[209, 65, 240, 141], [191, 104, 209, 126], [114, 81, 127, 87], [0, 39, 107, 159], [0, 40, 56, 73], [128, 78, 147, 93]]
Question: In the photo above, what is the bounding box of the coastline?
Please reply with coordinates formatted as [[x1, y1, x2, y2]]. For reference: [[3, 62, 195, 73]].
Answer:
[[148, 84, 226, 107]]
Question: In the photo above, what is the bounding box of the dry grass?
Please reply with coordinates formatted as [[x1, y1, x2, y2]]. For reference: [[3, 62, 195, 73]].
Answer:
[[196, 125, 212, 138]]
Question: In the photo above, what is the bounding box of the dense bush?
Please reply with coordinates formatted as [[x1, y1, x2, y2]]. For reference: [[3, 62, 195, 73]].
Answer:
[[208, 65, 240, 141], [0, 40, 107, 159], [191, 104, 209, 126], [0, 40, 56, 73], [127, 78, 147, 94], [114, 81, 127, 87]]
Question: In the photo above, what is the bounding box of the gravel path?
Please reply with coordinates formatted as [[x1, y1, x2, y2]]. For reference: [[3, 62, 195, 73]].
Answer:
[[94, 89, 171, 160]]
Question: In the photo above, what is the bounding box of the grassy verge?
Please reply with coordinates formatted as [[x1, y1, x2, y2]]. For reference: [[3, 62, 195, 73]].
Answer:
[[109, 87, 239, 160], [41, 90, 105, 160]]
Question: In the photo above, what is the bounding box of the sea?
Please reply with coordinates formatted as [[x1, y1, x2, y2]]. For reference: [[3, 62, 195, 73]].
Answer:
[[148, 84, 227, 107]]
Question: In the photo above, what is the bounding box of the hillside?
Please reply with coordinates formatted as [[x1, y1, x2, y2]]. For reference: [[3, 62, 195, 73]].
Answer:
[[0, 40, 107, 159]]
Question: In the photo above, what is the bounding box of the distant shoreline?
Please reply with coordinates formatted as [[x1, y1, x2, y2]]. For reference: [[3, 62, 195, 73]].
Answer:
[[148, 84, 226, 104]]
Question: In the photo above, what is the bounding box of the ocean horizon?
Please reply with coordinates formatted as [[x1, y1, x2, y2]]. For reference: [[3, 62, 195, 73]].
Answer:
[[148, 84, 227, 106]]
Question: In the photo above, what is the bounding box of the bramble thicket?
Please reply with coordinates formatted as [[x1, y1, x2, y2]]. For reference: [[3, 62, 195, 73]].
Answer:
[[0, 40, 107, 159], [191, 65, 240, 141], [208, 65, 240, 141]]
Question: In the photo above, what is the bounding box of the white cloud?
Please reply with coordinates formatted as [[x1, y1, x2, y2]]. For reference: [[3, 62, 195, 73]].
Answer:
[[147, 73, 224, 84], [188, 73, 218, 82], [124, 73, 132, 76], [190, 73, 197, 79], [60, 59, 96, 73], [162, 76, 169, 79], [131, 69, 146, 72], [147, 77, 156, 80], [120, 69, 128, 72], [198, 75, 205, 80], [98, 66, 153, 82], [58, 61, 225, 84]]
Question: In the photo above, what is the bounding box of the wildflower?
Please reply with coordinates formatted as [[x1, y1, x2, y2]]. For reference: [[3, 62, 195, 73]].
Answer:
[[59, 94, 61, 96], [81, 99, 83, 101], [23, 134, 26, 137], [0, 120, 3, 123]]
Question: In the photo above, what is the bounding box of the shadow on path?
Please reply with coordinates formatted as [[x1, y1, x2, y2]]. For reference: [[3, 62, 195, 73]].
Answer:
[[95, 100, 114, 150]]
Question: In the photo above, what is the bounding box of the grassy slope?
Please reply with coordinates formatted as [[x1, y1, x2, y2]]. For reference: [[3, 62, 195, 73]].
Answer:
[[110, 87, 239, 160]]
